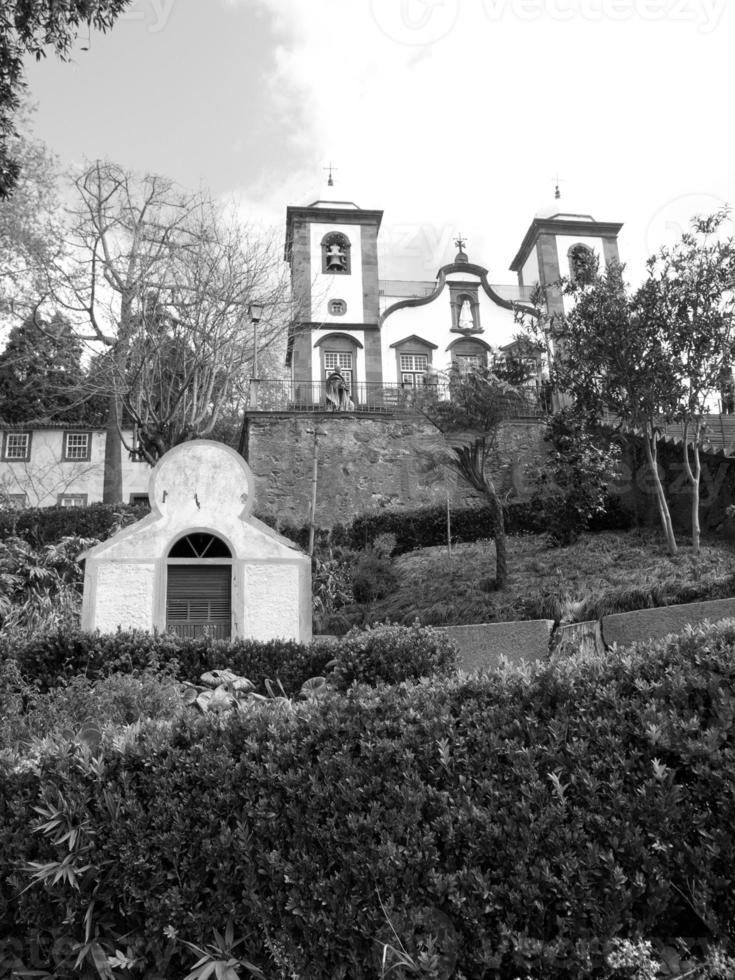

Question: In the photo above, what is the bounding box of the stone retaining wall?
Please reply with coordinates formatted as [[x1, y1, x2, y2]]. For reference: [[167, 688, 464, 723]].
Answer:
[[245, 413, 546, 526], [438, 597, 735, 673]]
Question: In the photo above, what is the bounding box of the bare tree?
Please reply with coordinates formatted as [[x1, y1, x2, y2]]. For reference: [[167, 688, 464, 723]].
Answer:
[[40, 161, 289, 496]]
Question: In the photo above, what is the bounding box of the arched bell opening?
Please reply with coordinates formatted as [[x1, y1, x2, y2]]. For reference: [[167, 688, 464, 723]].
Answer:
[[166, 533, 233, 639]]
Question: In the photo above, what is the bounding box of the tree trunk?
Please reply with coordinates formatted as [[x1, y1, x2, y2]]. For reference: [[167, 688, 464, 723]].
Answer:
[[487, 488, 508, 589], [681, 420, 702, 555], [102, 391, 123, 504], [642, 431, 677, 555]]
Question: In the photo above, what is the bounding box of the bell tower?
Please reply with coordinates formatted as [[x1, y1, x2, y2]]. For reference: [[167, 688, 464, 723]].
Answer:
[[284, 187, 384, 388], [509, 197, 623, 318]]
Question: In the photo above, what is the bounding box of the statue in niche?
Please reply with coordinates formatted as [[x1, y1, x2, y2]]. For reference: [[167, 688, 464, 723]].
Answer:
[[458, 298, 475, 331]]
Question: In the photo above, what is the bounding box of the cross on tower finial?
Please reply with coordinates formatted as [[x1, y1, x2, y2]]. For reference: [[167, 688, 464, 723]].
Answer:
[[454, 234, 466, 254], [553, 173, 564, 200], [324, 163, 337, 187]]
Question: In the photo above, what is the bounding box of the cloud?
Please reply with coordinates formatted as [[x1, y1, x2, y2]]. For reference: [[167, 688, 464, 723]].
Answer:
[[227, 0, 735, 285]]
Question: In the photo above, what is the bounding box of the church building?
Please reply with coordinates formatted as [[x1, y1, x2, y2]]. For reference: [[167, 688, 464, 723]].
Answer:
[[283, 185, 624, 403]]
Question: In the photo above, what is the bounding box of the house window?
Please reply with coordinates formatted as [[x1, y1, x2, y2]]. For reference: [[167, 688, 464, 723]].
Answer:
[[63, 431, 91, 461], [328, 299, 347, 316], [321, 233, 351, 274], [129, 493, 150, 507], [324, 350, 353, 389], [58, 494, 88, 507], [399, 353, 429, 387], [2, 432, 31, 461]]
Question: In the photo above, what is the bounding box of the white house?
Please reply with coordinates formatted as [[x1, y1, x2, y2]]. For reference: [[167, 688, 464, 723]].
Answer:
[[0, 425, 151, 508]]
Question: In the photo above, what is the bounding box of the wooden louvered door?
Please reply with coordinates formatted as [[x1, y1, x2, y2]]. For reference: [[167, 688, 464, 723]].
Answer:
[[166, 564, 232, 639]]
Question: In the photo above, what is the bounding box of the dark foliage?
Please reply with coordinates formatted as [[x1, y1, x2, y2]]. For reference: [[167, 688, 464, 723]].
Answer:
[[0, 314, 103, 424], [0, 502, 149, 548], [351, 551, 398, 603], [0, 622, 454, 697], [331, 621, 458, 690], [0, 1, 130, 197], [2, 623, 735, 976], [531, 409, 624, 546]]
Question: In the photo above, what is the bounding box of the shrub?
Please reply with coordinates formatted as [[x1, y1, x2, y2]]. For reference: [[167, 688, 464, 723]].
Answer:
[[351, 551, 398, 604], [530, 409, 624, 546], [3, 621, 735, 977], [0, 665, 185, 755], [2, 623, 458, 699], [0, 502, 148, 548], [0, 535, 95, 638], [0, 628, 182, 693], [331, 621, 459, 691]]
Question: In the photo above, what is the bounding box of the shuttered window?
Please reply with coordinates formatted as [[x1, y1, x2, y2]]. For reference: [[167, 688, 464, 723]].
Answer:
[[166, 564, 231, 640]]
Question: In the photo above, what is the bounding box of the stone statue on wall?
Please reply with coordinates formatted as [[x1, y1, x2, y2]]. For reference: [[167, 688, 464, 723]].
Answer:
[[325, 369, 354, 411]]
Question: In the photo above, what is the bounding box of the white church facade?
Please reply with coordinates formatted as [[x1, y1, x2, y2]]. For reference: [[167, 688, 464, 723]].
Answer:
[[282, 191, 624, 405]]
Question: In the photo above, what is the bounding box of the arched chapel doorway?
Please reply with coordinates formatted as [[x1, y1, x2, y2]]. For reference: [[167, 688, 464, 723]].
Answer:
[[166, 532, 232, 639]]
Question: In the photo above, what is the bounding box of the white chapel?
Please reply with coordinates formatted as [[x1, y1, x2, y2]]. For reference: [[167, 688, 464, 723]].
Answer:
[[283, 186, 623, 402]]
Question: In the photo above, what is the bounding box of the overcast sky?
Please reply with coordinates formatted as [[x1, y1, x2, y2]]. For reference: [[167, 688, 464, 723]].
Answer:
[[23, 0, 735, 286]]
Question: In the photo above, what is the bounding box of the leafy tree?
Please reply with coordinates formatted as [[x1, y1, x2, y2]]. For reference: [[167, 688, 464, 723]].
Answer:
[[422, 367, 530, 589], [0, 311, 96, 422], [523, 262, 681, 555], [530, 407, 622, 546], [644, 209, 735, 554], [0, 1, 130, 197], [0, 106, 62, 329]]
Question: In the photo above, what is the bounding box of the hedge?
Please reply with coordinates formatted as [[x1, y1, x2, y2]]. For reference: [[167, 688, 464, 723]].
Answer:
[[0, 622, 458, 696], [2, 621, 735, 977], [265, 495, 633, 556], [1, 496, 632, 556], [0, 503, 149, 548]]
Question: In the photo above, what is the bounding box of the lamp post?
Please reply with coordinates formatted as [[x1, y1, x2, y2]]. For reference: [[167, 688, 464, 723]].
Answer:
[[248, 302, 263, 379], [248, 302, 263, 410]]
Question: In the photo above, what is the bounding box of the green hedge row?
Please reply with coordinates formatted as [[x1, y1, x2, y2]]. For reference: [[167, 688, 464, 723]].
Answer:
[[0, 503, 149, 547], [2, 622, 734, 978], [1, 496, 633, 556], [270, 495, 633, 556], [0, 622, 458, 695]]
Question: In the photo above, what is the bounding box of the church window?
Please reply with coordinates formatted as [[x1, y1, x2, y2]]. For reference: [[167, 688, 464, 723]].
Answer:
[[399, 353, 429, 387], [321, 233, 351, 274], [324, 350, 353, 389], [2, 431, 31, 461], [455, 353, 484, 374], [328, 299, 347, 316], [449, 336, 489, 374], [568, 244, 597, 284]]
